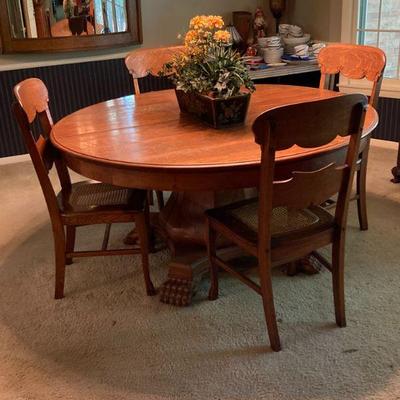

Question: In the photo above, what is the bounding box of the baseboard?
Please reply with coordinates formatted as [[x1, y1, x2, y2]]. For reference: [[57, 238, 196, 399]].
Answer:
[[0, 154, 30, 166]]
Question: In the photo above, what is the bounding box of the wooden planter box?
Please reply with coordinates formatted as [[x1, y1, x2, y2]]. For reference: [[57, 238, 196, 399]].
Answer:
[[175, 90, 251, 129]]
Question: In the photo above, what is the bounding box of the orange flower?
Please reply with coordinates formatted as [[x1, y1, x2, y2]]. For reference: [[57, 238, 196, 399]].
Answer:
[[189, 15, 224, 31], [184, 16, 228, 51], [213, 30, 231, 43], [209, 16, 224, 29], [184, 29, 199, 46]]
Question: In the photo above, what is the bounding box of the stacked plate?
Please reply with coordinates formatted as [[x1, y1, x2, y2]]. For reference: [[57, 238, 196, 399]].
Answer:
[[278, 24, 311, 55], [289, 25, 303, 38], [279, 24, 304, 38], [282, 33, 311, 55]]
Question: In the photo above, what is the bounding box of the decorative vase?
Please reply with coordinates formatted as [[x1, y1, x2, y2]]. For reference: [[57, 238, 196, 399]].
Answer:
[[270, 0, 286, 33], [175, 90, 251, 129]]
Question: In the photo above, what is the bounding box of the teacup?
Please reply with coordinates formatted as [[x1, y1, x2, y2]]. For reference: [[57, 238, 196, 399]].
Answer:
[[262, 47, 284, 64], [311, 42, 326, 55], [294, 44, 309, 57]]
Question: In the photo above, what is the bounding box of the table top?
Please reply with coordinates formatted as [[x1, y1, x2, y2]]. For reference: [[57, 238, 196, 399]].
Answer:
[[51, 85, 378, 173]]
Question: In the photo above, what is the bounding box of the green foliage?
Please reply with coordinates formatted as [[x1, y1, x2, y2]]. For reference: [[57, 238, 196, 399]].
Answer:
[[162, 45, 255, 99], [63, 0, 75, 18]]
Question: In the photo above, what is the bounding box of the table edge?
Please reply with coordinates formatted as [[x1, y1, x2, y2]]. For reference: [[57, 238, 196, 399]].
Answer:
[[50, 89, 379, 172]]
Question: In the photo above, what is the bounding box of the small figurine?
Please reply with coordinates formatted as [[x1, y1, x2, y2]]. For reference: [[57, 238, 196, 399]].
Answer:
[[245, 45, 257, 57], [254, 8, 267, 38]]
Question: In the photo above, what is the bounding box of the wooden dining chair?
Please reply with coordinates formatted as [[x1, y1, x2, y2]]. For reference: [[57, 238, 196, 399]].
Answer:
[[125, 46, 185, 210], [12, 78, 155, 299], [206, 93, 368, 351], [318, 44, 386, 230]]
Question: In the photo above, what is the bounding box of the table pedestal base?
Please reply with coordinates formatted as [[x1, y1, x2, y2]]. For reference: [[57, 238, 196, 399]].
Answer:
[[159, 246, 207, 306], [125, 190, 321, 306], [154, 190, 320, 306], [159, 247, 262, 306], [156, 190, 252, 306], [158, 249, 321, 306]]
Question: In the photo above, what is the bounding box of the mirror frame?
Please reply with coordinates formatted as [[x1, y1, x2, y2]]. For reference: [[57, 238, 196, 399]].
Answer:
[[0, 0, 142, 53]]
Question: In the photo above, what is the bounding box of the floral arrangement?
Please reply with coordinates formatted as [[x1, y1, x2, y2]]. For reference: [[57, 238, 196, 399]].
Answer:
[[162, 15, 255, 99], [63, 0, 75, 18]]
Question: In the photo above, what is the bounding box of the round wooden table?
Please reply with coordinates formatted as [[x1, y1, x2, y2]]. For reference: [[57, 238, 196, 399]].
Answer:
[[51, 85, 378, 305]]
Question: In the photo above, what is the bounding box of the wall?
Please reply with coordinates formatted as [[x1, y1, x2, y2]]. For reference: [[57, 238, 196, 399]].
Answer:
[[0, 0, 267, 71], [140, 0, 295, 46], [0, 0, 346, 71], [288, 0, 343, 42], [141, 0, 258, 47]]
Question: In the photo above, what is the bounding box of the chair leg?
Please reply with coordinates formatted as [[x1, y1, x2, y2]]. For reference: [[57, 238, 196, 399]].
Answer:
[[135, 210, 156, 296], [156, 190, 165, 210], [147, 190, 154, 206], [54, 232, 67, 300], [259, 256, 281, 352], [65, 226, 76, 265], [332, 234, 346, 327], [357, 150, 369, 231], [102, 224, 112, 251], [207, 221, 219, 301]]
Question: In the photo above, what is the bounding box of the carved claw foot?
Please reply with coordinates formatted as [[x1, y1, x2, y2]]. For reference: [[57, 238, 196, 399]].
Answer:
[[391, 165, 400, 183], [299, 256, 322, 274], [159, 278, 193, 306], [124, 228, 166, 253], [124, 229, 139, 245], [284, 255, 322, 276]]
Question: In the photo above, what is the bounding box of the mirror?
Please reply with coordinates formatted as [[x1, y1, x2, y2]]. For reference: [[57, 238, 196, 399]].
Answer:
[[0, 0, 141, 53], [7, 0, 128, 39]]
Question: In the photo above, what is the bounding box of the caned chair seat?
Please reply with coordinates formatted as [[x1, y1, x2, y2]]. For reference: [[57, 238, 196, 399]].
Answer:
[[207, 199, 334, 250], [58, 181, 147, 214]]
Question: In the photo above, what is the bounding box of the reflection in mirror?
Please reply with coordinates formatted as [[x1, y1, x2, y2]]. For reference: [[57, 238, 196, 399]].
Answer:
[[7, 0, 128, 39]]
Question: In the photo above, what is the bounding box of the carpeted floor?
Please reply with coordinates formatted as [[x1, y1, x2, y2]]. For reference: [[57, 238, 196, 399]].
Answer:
[[0, 140, 399, 400]]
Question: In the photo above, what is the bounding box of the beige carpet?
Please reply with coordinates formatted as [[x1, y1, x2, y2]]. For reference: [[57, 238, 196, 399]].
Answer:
[[0, 140, 399, 400]]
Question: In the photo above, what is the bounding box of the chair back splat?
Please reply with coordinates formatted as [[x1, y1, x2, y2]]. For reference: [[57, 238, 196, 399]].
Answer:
[[13, 78, 71, 228], [125, 46, 184, 94], [318, 43, 386, 108], [318, 43, 386, 231]]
